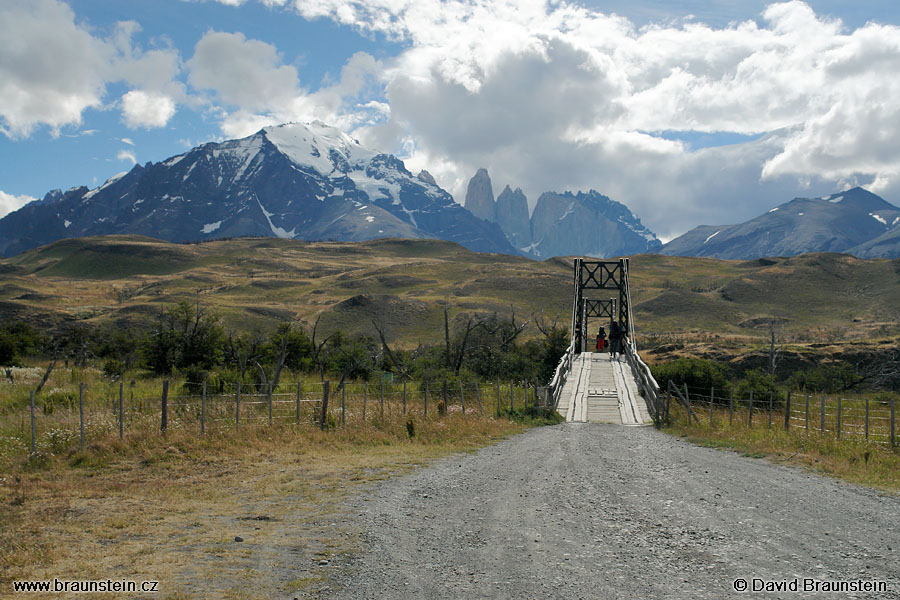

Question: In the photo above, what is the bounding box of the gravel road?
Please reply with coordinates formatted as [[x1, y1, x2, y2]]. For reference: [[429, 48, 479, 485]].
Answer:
[[326, 424, 900, 599]]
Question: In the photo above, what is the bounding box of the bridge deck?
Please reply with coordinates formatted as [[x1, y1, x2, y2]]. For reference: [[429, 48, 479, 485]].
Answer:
[[557, 352, 652, 425]]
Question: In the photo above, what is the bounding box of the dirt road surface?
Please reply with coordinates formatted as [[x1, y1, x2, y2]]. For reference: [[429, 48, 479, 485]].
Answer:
[[325, 424, 900, 599]]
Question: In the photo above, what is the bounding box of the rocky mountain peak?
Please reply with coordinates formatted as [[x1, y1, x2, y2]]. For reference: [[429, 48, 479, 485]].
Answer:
[[495, 185, 531, 250], [417, 170, 437, 186], [464, 168, 496, 222]]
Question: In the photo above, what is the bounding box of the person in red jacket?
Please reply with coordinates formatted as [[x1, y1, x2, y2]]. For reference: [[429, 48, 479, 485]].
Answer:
[[596, 326, 607, 352]]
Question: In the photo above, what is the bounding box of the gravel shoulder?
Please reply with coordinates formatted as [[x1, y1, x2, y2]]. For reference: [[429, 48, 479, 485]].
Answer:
[[325, 424, 900, 599]]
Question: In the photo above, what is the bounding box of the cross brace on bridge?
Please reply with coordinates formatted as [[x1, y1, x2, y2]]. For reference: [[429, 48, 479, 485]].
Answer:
[[571, 258, 632, 354]]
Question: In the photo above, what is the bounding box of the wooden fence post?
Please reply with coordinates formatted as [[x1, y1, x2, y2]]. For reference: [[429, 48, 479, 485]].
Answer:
[[729, 389, 734, 426], [341, 383, 346, 426], [160, 380, 168, 435], [476, 381, 483, 414], [768, 391, 773, 429], [805, 393, 809, 433], [236, 381, 241, 429], [403, 380, 407, 415], [748, 390, 753, 427], [510, 380, 514, 412], [890, 396, 895, 447], [424, 380, 429, 416], [709, 387, 714, 426], [460, 380, 466, 415], [837, 396, 842, 440], [496, 379, 501, 416], [532, 380, 538, 410], [296, 381, 302, 425], [865, 396, 870, 440], [820, 395, 825, 434], [380, 378, 385, 417], [268, 382, 273, 426], [683, 383, 695, 424], [201, 380, 206, 436], [363, 382, 368, 420], [784, 391, 791, 430], [320, 381, 330, 430], [30, 390, 36, 454], [442, 380, 448, 415], [119, 381, 124, 439]]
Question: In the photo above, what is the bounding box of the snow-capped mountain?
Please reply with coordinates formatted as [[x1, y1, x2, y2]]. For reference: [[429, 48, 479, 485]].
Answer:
[[461, 168, 662, 258], [661, 187, 900, 259], [0, 122, 516, 257]]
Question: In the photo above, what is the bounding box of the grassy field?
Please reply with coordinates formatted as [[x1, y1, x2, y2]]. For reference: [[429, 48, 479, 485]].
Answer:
[[2, 235, 899, 595], [662, 393, 900, 492], [1, 235, 899, 350], [0, 364, 551, 598]]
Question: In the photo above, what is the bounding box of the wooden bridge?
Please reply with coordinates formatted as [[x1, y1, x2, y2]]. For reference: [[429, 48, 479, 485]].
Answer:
[[546, 258, 661, 425]]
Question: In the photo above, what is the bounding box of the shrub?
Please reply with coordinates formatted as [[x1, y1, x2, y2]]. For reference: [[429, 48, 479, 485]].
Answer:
[[651, 357, 731, 394], [734, 369, 784, 405], [786, 363, 858, 393]]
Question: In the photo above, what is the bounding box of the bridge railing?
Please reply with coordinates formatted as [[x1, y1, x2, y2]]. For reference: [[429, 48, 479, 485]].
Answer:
[[547, 340, 575, 410], [623, 337, 665, 427]]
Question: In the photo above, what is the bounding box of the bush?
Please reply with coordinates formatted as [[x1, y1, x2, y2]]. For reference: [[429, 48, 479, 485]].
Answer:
[[734, 370, 784, 405], [651, 357, 731, 394], [0, 332, 17, 366], [786, 363, 858, 393]]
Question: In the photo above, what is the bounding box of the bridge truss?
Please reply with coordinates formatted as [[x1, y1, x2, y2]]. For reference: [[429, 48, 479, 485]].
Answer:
[[571, 258, 633, 354]]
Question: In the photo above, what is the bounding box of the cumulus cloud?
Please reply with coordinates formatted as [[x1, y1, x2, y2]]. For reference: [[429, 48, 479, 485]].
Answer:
[[187, 31, 302, 111], [121, 90, 177, 128], [245, 0, 900, 237], [0, 190, 35, 219], [0, 0, 112, 137], [185, 29, 384, 138], [0, 1, 183, 137]]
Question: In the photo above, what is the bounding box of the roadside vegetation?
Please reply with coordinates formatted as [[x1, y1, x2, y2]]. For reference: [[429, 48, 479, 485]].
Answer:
[[651, 356, 900, 492], [0, 307, 564, 598]]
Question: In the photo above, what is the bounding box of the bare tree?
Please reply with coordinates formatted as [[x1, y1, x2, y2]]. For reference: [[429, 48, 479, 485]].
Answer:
[[768, 319, 782, 376], [226, 331, 263, 381], [311, 315, 336, 380]]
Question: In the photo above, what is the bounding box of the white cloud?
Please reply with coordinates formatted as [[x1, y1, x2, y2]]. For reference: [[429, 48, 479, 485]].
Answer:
[[247, 0, 900, 238], [187, 31, 302, 111], [184, 30, 384, 138], [0, 190, 35, 219], [0, 1, 184, 138], [121, 137, 134, 146], [117, 149, 137, 165], [0, 0, 112, 137], [121, 90, 177, 128]]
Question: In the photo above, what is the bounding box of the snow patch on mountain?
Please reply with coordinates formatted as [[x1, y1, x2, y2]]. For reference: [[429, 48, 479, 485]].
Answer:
[[202, 221, 222, 234], [83, 171, 128, 200], [704, 230, 721, 244]]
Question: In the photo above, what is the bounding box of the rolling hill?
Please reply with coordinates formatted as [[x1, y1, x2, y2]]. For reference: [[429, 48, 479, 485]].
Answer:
[[1, 236, 898, 351]]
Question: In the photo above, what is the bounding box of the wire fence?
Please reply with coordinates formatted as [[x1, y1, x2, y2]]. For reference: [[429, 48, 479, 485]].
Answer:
[[661, 382, 898, 446], [16, 377, 553, 457]]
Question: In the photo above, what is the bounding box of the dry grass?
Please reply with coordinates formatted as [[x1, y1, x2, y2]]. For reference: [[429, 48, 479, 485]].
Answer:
[[665, 403, 900, 493], [0, 400, 532, 599]]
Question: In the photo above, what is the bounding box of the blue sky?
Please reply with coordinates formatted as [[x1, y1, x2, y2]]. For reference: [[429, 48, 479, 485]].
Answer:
[[3, 0, 900, 240]]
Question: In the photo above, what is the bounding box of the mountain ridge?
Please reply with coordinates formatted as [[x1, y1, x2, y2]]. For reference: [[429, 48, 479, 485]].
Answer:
[[0, 122, 516, 258], [662, 187, 900, 259]]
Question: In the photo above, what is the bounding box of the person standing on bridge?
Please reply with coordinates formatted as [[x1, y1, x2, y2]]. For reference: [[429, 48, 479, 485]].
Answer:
[[596, 326, 607, 352], [608, 320, 621, 360]]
